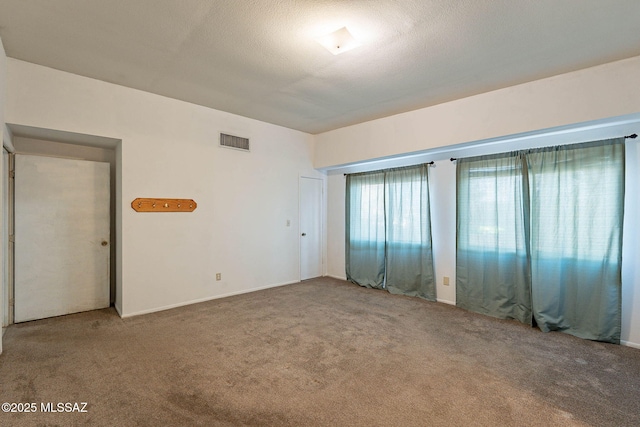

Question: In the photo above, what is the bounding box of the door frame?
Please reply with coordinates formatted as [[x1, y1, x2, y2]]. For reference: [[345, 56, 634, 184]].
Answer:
[[3, 150, 14, 326], [299, 176, 324, 281], [2, 132, 15, 329], [0, 146, 15, 331], [5, 127, 118, 325]]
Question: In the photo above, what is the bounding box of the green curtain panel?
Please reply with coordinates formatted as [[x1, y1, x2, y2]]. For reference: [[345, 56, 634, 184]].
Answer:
[[456, 138, 624, 343], [346, 164, 436, 301], [527, 139, 624, 343], [456, 153, 532, 324], [385, 165, 436, 300], [346, 171, 386, 289]]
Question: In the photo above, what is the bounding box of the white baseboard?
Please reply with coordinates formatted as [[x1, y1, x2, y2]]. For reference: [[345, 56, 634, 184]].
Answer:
[[113, 303, 123, 317], [621, 339, 640, 349], [120, 280, 299, 318], [325, 274, 347, 281]]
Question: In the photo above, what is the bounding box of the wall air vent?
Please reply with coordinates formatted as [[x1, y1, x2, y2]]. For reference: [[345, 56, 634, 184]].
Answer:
[[220, 133, 250, 152]]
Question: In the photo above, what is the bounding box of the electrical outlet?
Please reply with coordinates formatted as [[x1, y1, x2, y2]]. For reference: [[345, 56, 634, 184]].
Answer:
[[216, 273, 221, 281], [286, 219, 291, 227], [443, 276, 450, 286]]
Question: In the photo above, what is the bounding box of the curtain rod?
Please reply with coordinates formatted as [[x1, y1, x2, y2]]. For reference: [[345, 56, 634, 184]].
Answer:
[[449, 134, 638, 161], [343, 161, 434, 176]]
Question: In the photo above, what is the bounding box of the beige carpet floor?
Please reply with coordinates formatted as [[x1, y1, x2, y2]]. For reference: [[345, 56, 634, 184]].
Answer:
[[0, 277, 639, 426]]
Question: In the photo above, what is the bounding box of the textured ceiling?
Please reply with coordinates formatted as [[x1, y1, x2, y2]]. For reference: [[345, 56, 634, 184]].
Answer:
[[0, 0, 639, 134]]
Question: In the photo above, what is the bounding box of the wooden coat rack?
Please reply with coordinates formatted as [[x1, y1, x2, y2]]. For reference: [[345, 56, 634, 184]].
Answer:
[[131, 198, 197, 212]]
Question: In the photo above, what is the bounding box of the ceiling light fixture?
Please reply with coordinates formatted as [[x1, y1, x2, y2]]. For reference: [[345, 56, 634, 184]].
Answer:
[[316, 27, 361, 55]]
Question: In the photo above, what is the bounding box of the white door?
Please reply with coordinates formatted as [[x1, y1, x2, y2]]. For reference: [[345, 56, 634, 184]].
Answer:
[[300, 177, 322, 280], [14, 154, 110, 323]]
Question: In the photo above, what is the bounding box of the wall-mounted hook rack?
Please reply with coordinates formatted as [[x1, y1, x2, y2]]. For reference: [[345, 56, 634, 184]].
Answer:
[[131, 198, 197, 212]]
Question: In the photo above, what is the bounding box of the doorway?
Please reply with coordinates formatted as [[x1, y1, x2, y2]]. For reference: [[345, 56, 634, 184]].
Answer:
[[300, 177, 323, 280], [4, 129, 118, 324]]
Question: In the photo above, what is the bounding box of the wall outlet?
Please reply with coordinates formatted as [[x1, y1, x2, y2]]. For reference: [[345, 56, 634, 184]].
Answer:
[[443, 276, 450, 286], [286, 219, 291, 227], [216, 273, 221, 281]]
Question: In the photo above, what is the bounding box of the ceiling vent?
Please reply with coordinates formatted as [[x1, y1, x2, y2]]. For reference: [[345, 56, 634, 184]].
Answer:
[[220, 133, 250, 152]]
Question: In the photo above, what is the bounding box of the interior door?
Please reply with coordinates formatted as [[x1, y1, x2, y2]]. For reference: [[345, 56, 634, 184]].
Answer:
[[14, 154, 110, 322], [300, 177, 323, 280]]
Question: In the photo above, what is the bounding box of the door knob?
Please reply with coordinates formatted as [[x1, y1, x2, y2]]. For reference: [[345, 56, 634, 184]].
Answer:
[[301, 233, 306, 236], [101, 241, 109, 246]]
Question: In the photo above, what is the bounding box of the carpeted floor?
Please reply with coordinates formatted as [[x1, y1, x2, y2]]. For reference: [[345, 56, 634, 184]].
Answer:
[[0, 277, 639, 426]]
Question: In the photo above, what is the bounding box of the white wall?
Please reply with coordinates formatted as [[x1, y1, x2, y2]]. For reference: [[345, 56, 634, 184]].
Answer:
[[428, 161, 457, 305], [319, 56, 640, 347], [0, 36, 6, 354], [622, 142, 640, 348], [326, 173, 345, 280], [6, 58, 324, 317], [316, 56, 640, 169]]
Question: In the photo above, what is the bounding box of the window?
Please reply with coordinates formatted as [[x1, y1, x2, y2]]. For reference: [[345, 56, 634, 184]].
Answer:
[[456, 138, 625, 343], [346, 164, 436, 301], [459, 160, 526, 252]]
